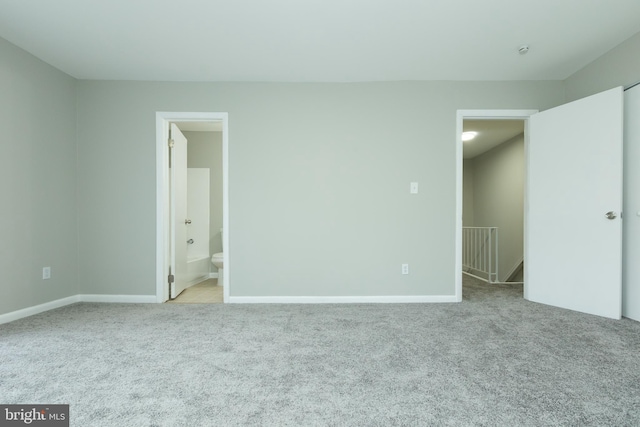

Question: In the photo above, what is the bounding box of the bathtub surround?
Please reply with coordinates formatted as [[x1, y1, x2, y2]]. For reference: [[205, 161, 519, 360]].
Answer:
[[1, 278, 639, 425], [185, 256, 211, 288]]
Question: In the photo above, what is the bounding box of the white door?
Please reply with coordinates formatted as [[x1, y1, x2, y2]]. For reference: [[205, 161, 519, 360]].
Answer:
[[526, 87, 623, 319], [170, 123, 188, 299], [623, 84, 640, 321]]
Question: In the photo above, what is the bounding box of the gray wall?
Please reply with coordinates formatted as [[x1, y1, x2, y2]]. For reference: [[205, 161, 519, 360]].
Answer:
[[76, 81, 564, 298], [466, 134, 525, 281], [3, 26, 638, 314], [185, 131, 224, 264], [0, 38, 78, 315], [565, 30, 640, 101], [462, 161, 475, 226]]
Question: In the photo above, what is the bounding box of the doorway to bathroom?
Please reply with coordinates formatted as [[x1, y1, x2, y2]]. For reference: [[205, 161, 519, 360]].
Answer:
[[156, 112, 229, 304]]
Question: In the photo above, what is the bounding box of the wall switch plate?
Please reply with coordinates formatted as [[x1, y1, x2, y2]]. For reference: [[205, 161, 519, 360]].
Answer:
[[42, 267, 51, 280], [410, 182, 418, 194], [402, 264, 409, 275]]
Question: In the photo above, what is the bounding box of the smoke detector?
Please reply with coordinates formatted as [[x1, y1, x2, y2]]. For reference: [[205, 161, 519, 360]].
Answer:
[[519, 45, 530, 55]]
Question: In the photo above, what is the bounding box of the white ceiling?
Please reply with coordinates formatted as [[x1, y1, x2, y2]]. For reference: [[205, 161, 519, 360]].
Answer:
[[463, 120, 524, 159], [0, 1, 639, 82]]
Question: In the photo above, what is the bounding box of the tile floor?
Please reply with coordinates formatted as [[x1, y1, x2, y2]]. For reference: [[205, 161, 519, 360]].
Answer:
[[166, 278, 223, 304]]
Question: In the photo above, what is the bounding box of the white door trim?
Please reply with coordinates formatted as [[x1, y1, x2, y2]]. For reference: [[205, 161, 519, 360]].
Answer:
[[455, 110, 538, 301], [156, 112, 229, 303]]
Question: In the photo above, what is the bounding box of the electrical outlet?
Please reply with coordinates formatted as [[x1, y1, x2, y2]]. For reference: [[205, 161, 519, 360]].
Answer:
[[402, 264, 409, 275], [42, 267, 51, 280], [410, 182, 418, 194]]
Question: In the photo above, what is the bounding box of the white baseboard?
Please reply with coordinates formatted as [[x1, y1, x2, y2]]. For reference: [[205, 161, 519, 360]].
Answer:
[[0, 294, 158, 325], [1, 293, 456, 325], [228, 295, 458, 304], [209, 272, 219, 279], [79, 294, 157, 303], [0, 295, 81, 325]]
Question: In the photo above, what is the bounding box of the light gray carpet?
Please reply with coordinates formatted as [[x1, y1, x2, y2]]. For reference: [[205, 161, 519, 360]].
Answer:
[[1, 277, 639, 426]]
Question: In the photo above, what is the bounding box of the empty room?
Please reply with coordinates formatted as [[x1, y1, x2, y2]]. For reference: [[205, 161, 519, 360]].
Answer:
[[1, 1, 640, 425]]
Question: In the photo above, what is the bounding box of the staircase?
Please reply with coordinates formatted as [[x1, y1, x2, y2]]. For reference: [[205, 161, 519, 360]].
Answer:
[[462, 227, 499, 283], [506, 260, 524, 282]]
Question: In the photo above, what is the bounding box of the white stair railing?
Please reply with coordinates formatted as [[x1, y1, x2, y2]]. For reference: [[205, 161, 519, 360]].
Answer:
[[462, 227, 498, 283]]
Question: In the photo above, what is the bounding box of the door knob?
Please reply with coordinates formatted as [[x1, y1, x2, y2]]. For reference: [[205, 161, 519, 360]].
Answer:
[[185, 219, 192, 225], [605, 211, 617, 220], [187, 239, 194, 244]]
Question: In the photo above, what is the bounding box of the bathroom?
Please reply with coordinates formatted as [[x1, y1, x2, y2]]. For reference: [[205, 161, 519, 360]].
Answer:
[[170, 121, 224, 303]]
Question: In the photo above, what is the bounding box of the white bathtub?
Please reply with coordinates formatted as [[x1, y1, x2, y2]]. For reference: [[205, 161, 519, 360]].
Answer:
[[186, 256, 210, 287]]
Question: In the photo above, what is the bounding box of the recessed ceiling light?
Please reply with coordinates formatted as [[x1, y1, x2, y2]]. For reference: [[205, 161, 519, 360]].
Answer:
[[462, 131, 478, 142]]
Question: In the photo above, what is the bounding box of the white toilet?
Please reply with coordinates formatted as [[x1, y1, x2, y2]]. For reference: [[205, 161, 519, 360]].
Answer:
[[211, 228, 224, 287]]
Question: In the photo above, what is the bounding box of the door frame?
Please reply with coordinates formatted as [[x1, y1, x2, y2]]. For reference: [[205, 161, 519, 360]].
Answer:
[[455, 109, 538, 301], [156, 112, 230, 303]]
